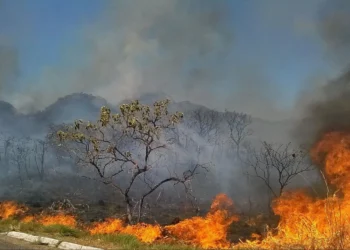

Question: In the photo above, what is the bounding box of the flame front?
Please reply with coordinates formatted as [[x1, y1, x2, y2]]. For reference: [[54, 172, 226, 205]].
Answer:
[[123, 223, 162, 244], [89, 218, 162, 243], [165, 193, 238, 249], [88, 193, 238, 247], [9, 131, 350, 250], [0, 201, 27, 219], [89, 218, 124, 235], [38, 214, 77, 227], [237, 131, 350, 249]]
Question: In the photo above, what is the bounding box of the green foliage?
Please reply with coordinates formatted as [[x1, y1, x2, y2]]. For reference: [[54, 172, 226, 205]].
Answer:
[[41, 225, 86, 238], [0, 219, 18, 232], [55, 99, 189, 223], [148, 243, 199, 250], [0, 219, 199, 250], [57, 99, 183, 155], [93, 233, 142, 249], [19, 222, 43, 232]]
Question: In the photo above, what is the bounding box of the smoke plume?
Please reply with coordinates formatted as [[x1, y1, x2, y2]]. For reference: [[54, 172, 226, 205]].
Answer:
[[0, 45, 18, 97], [295, 0, 350, 145], [11, 0, 234, 114]]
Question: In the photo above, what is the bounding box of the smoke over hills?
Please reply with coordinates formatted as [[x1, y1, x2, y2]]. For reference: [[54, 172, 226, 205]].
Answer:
[[1, 0, 350, 222]]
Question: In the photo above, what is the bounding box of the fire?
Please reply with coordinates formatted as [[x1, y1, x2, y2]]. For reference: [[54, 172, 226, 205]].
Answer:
[[123, 223, 162, 244], [38, 214, 77, 227], [0, 201, 27, 219], [237, 131, 350, 249], [9, 130, 350, 249], [311, 131, 350, 195], [165, 193, 238, 249], [21, 215, 35, 223], [88, 194, 238, 247], [0, 195, 238, 248], [89, 218, 124, 235], [89, 218, 162, 243], [0, 200, 77, 228]]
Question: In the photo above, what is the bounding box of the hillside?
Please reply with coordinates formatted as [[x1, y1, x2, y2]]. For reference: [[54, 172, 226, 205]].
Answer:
[[0, 92, 296, 143]]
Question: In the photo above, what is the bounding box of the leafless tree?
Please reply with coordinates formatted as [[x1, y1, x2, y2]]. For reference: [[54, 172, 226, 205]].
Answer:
[[186, 107, 222, 144], [57, 99, 209, 224], [245, 142, 313, 201], [224, 110, 253, 159], [0, 133, 14, 174], [9, 137, 31, 185], [32, 139, 48, 180]]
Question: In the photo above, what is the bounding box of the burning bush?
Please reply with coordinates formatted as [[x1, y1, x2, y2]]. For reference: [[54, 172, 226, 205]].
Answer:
[[0, 201, 27, 219], [237, 130, 350, 249]]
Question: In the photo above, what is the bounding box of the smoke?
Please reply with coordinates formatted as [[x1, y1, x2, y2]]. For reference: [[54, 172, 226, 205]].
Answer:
[[294, 0, 350, 145], [2, 0, 300, 121], [0, 45, 19, 97], [318, 0, 350, 67], [11, 0, 234, 114]]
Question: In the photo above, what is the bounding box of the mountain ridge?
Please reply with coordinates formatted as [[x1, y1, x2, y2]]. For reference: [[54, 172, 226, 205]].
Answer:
[[0, 92, 296, 142]]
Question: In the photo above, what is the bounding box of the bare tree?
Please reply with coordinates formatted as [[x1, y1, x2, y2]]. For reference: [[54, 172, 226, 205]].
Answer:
[[245, 142, 313, 201], [186, 107, 222, 144], [9, 137, 31, 185], [3, 135, 14, 167], [0, 133, 14, 174], [32, 139, 48, 180], [56, 99, 209, 224], [223, 110, 252, 159]]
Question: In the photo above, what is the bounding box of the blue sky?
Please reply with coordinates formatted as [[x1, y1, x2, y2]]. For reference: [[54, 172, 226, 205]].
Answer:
[[0, 0, 104, 77], [0, 0, 337, 118]]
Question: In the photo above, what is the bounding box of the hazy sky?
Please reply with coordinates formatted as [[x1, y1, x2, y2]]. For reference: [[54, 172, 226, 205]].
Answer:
[[0, 0, 343, 120]]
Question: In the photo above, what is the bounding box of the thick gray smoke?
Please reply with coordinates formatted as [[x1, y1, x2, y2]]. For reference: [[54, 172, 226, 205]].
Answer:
[[0, 45, 18, 97], [11, 0, 234, 114], [294, 0, 350, 146], [2, 0, 296, 121], [318, 0, 350, 67]]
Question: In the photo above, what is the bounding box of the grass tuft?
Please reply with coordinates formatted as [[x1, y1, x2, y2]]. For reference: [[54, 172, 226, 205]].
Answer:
[[93, 233, 142, 249], [41, 224, 86, 238], [19, 222, 43, 232], [0, 219, 19, 232]]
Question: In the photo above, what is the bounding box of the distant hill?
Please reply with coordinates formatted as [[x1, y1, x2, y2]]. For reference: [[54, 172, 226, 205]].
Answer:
[[0, 92, 296, 143]]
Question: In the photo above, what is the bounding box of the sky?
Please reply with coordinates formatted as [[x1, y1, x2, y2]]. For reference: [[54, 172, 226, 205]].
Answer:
[[0, 0, 343, 120]]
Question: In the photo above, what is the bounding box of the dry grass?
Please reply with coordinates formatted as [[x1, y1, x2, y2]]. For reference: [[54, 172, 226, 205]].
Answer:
[[0, 219, 199, 250]]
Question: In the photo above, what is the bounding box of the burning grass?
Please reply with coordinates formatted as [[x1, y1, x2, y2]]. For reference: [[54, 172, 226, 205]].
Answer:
[[0, 194, 237, 249], [3, 131, 350, 249], [236, 130, 350, 249], [87, 194, 237, 248], [0, 201, 27, 219], [165, 194, 239, 249]]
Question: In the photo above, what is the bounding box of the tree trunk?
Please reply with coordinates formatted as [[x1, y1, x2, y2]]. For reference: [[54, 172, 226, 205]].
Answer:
[[125, 197, 133, 224], [137, 198, 144, 223]]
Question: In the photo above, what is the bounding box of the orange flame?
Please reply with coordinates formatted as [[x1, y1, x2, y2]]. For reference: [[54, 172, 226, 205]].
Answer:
[[38, 214, 77, 227], [12, 131, 350, 250], [21, 215, 35, 223], [89, 218, 124, 235], [89, 194, 238, 247], [0, 201, 27, 219], [165, 193, 238, 249], [89, 218, 161, 243], [123, 223, 162, 244], [237, 131, 350, 249]]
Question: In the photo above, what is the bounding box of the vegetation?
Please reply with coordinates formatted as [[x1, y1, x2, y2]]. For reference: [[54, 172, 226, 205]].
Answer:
[[56, 99, 209, 224], [0, 219, 199, 250], [0, 97, 336, 250]]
